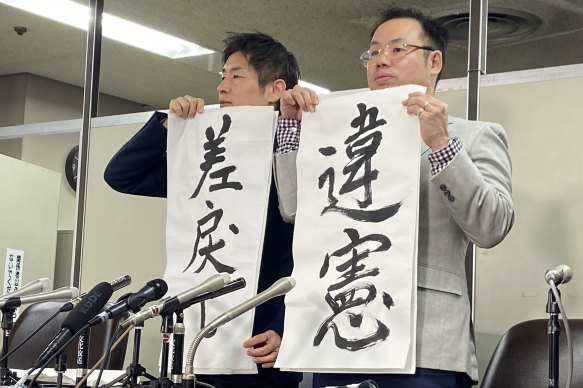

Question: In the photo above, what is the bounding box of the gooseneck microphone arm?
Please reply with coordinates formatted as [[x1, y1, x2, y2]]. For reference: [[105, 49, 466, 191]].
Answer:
[[183, 277, 295, 382]]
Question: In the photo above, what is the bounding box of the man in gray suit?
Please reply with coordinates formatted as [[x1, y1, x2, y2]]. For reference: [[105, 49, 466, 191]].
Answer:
[[273, 7, 514, 388]]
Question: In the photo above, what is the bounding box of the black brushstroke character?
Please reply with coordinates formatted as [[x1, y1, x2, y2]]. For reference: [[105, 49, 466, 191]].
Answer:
[[183, 200, 238, 274], [190, 114, 243, 199], [313, 284, 390, 351], [314, 228, 394, 350], [318, 103, 402, 222]]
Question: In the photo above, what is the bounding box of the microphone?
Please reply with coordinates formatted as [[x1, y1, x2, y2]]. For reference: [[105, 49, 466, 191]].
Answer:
[[66, 274, 132, 310], [545, 265, 573, 285], [120, 273, 230, 329], [184, 277, 295, 375], [175, 277, 246, 311], [88, 278, 168, 326], [108, 274, 132, 292], [0, 287, 79, 309], [0, 278, 51, 300], [33, 282, 113, 368]]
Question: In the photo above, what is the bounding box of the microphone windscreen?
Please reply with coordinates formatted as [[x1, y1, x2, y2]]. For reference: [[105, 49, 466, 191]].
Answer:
[[148, 279, 168, 299], [63, 282, 113, 332]]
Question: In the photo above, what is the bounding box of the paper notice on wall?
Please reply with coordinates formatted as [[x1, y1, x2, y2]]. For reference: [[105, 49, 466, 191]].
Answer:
[[4, 248, 24, 318]]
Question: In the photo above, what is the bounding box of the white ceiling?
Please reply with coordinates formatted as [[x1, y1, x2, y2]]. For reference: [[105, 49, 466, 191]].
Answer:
[[1, 0, 582, 111]]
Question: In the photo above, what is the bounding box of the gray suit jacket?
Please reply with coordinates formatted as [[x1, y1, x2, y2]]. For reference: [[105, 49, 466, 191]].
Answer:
[[273, 116, 514, 381]]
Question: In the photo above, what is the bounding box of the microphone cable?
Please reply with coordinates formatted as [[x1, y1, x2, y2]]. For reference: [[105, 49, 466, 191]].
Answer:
[[0, 308, 62, 364], [73, 325, 133, 388], [92, 325, 124, 388], [27, 322, 92, 388], [548, 279, 573, 388]]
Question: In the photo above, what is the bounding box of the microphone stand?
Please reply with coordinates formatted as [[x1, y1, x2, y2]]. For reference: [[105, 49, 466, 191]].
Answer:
[[76, 327, 90, 388], [148, 312, 174, 388], [170, 309, 185, 387], [54, 352, 67, 388], [546, 287, 561, 388], [0, 305, 19, 385], [104, 322, 156, 388]]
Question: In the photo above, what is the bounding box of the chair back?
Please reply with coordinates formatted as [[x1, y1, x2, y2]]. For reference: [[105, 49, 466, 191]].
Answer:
[[481, 319, 583, 388], [6, 300, 129, 370]]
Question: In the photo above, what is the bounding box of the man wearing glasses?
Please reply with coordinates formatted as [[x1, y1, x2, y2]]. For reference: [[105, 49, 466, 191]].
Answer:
[[276, 7, 514, 388]]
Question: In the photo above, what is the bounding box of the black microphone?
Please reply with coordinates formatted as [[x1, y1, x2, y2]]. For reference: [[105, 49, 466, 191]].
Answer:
[[175, 277, 246, 311], [0, 278, 51, 300], [33, 282, 113, 368], [63, 274, 132, 312], [120, 274, 229, 329], [88, 278, 168, 326]]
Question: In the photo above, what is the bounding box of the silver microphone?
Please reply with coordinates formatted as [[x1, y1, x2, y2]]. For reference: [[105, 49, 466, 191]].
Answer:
[[545, 264, 573, 285], [184, 277, 295, 375], [120, 273, 231, 329], [0, 278, 51, 300], [0, 286, 80, 309]]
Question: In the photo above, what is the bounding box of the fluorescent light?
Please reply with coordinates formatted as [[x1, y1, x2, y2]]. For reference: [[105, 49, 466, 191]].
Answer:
[[1, 0, 214, 58], [299, 80, 331, 94]]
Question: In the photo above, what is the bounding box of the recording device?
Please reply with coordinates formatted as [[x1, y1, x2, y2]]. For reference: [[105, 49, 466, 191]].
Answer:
[[65, 274, 132, 310], [0, 287, 79, 309], [32, 282, 113, 368], [119, 273, 230, 329], [88, 278, 168, 326], [184, 277, 295, 375], [545, 265, 573, 285], [0, 278, 51, 300]]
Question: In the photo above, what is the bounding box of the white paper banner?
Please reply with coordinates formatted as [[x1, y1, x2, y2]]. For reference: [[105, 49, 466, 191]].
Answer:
[[277, 85, 423, 373], [166, 106, 277, 374]]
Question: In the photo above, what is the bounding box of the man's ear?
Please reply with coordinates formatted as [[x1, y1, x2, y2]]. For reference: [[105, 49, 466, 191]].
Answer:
[[428, 50, 443, 78], [267, 79, 287, 104]]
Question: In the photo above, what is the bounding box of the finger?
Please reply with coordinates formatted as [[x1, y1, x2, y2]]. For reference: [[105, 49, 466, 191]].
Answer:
[[175, 98, 192, 119], [169, 98, 182, 116], [302, 90, 319, 112], [279, 90, 296, 106], [246, 343, 274, 357], [242, 333, 268, 348], [261, 362, 276, 368], [187, 97, 204, 118], [252, 353, 277, 364], [289, 90, 307, 111]]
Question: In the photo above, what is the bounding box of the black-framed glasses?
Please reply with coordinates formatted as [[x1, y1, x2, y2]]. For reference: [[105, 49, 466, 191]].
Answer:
[[360, 42, 436, 67]]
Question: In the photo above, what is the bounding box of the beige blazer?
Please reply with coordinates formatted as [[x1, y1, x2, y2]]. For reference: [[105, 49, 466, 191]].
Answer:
[[273, 116, 515, 382]]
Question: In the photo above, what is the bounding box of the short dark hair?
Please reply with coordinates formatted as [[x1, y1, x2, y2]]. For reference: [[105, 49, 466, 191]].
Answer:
[[372, 8, 449, 83], [222, 32, 300, 95]]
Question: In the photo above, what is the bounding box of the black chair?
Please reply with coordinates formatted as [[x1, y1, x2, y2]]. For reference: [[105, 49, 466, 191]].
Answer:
[[481, 319, 583, 388], [6, 300, 129, 370]]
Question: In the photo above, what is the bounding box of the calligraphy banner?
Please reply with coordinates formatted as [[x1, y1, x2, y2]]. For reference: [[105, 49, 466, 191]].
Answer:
[[277, 85, 423, 373], [166, 106, 277, 374]]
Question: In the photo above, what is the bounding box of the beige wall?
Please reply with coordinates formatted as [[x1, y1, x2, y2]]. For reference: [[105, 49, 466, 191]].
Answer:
[[0, 73, 146, 230], [437, 77, 583, 382], [0, 74, 26, 127], [0, 154, 60, 289]]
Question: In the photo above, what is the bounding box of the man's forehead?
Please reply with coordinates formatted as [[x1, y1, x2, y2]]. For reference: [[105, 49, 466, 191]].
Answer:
[[222, 51, 252, 73], [371, 18, 423, 43]]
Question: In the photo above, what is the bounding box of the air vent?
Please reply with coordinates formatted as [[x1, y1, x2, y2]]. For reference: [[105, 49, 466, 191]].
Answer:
[[434, 8, 542, 42]]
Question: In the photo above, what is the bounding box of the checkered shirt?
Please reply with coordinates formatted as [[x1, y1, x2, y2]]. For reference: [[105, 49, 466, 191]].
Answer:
[[275, 117, 301, 154], [427, 137, 462, 175]]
